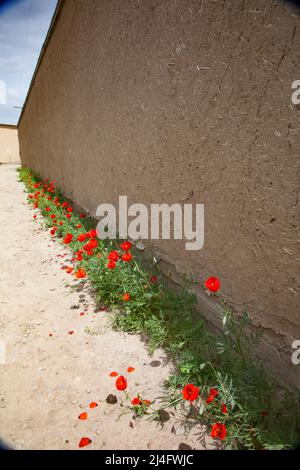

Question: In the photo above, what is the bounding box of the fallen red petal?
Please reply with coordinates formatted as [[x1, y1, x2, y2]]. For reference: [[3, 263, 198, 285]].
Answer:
[[78, 437, 92, 448], [89, 402, 98, 409], [116, 375, 127, 391]]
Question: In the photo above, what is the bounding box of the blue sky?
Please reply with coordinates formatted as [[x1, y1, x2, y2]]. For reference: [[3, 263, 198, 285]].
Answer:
[[0, 0, 57, 125]]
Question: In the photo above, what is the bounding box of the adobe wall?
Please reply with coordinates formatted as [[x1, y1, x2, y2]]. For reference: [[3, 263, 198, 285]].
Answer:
[[18, 0, 300, 387]]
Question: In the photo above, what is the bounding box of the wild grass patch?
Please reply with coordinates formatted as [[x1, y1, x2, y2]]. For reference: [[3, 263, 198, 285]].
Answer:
[[18, 166, 300, 450]]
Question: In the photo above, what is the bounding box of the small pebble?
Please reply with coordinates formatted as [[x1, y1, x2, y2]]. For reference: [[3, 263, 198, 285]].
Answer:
[[106, 394, 118, 405]]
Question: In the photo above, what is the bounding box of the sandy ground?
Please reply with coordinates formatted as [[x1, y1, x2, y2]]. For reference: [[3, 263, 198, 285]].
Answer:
[[0, 164, 210, 450]]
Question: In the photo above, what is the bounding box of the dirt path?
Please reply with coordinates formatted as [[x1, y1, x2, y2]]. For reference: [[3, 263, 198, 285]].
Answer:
[[0, 165, 208, 450]]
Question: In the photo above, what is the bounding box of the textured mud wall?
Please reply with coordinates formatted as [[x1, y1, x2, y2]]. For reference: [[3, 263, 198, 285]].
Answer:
[[18, 0, 300, 387], [0, 125, 19, 163]]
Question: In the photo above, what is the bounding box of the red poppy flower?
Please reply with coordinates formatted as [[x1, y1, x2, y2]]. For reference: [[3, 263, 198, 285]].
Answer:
[[89, 402, 98, 409], [78, 412, 88, 420], [75, 268, 86, 279], [65, 214, 72, 220], [67, 207, 73, 213], [204, 276, 220, 293], [76, 224, 82, 229], [110, 371, 118, 377], [121, 252, 132, 262], [50, 228, 56, 236], [120, 241, 132, 251], [63, 234, 73, 244], [143, 400, 151, 406], [108, 250, 119, 261], [77, 233, 87, 242], [50, 214, 56, 219], [127, 367, 135, 373], [122, 293, 131, 302], [87, 229, 97, 238], [46, 207, 50, 212], [85, 239, 98, 250], [80, 312, 85, 316], [150, 275, 157, 283], [80, 213, 86, 219], [61, 202, 68, 208], [211, 423, 226, 440], [78, 437, 92, 448], [131, 397, 141, 406], [221, 403, 227, 414], [182, 384, 199, 401], [206, 387, 219, 404], [107, 260, 116, 269], [116, 375, 127, 391]]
